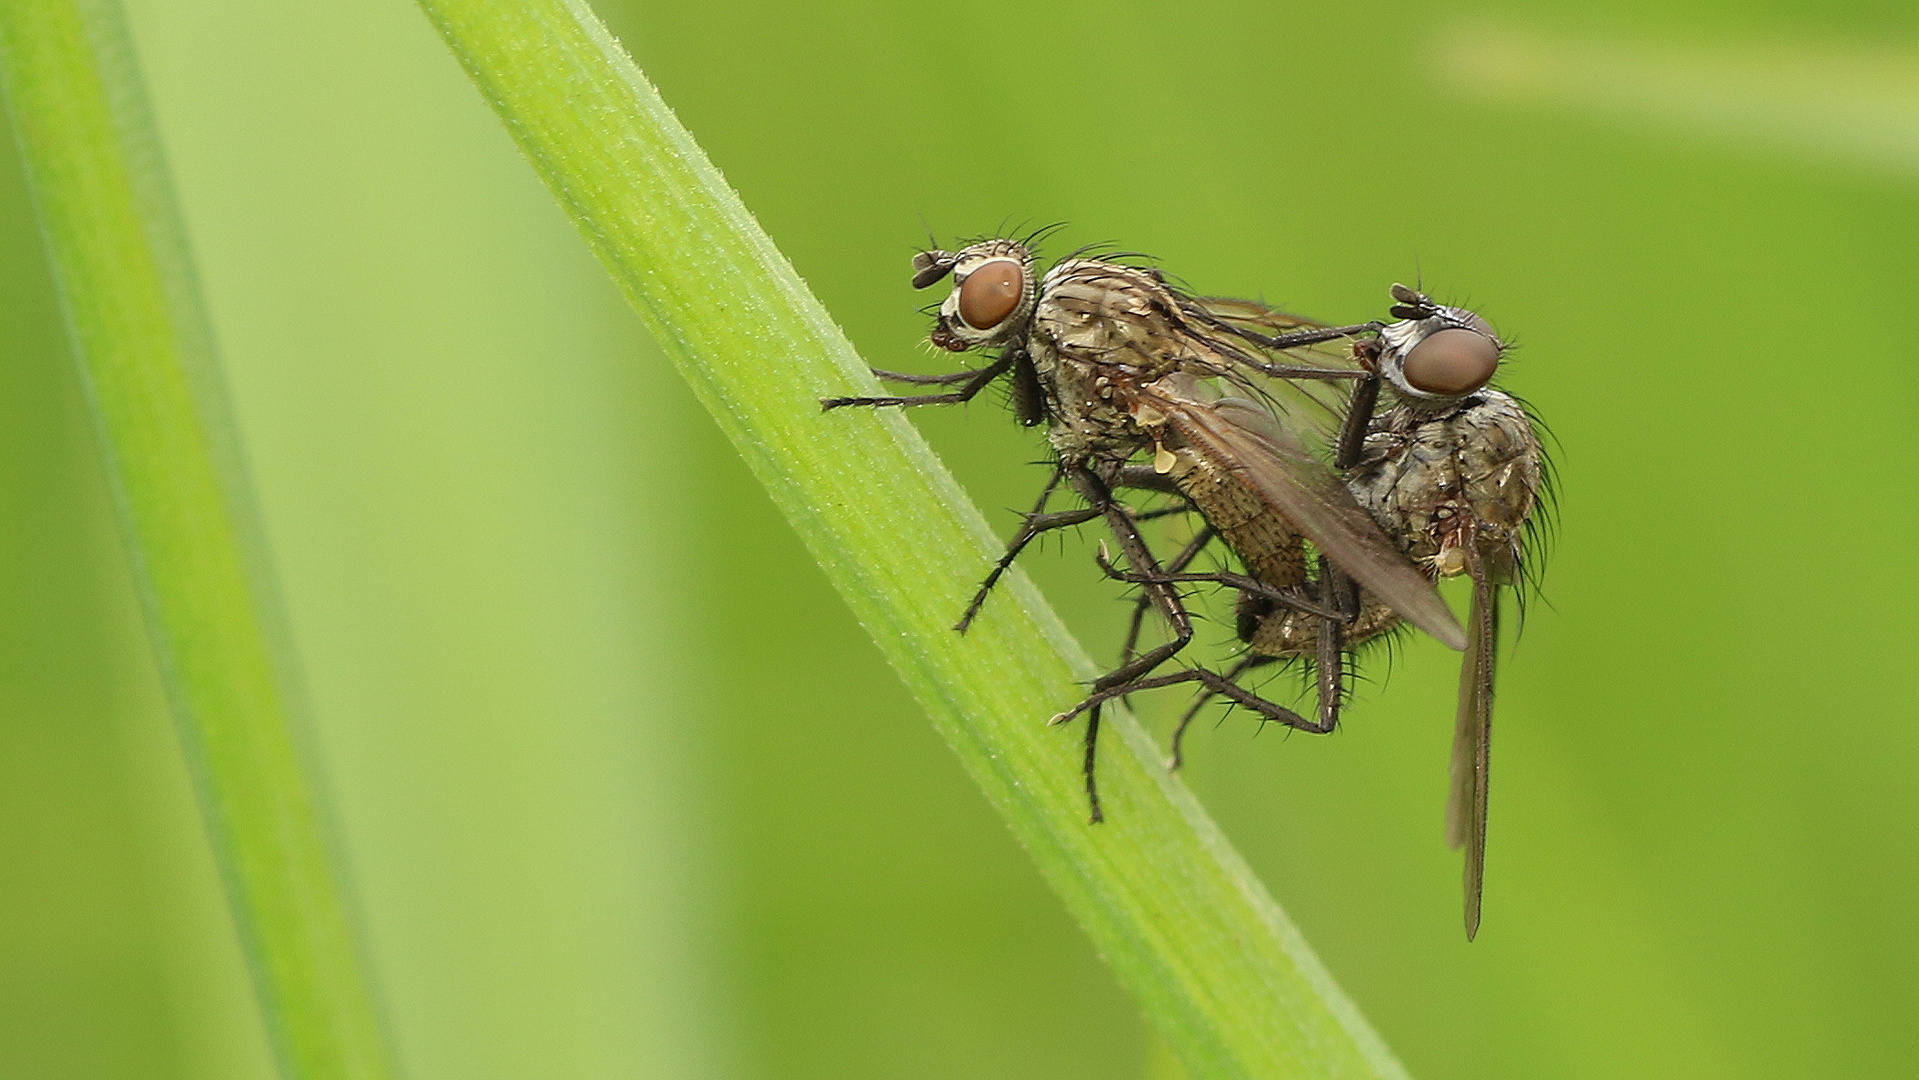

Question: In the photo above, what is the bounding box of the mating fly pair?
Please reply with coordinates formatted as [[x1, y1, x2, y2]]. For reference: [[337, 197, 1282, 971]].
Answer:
[[823, 234, 1545, 938]]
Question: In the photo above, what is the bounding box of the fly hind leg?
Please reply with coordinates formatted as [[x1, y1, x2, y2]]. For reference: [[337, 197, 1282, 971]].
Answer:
[[1053, 664, 1326, 769], [1162, 557, 1362, 769], [1166, 654, 1284, 769], [1094, 551, 1343, 624]]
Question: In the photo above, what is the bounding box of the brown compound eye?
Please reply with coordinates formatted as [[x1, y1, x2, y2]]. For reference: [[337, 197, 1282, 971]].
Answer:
[[1403, 327, 1499, 395], [956, 259, 1024, 330]]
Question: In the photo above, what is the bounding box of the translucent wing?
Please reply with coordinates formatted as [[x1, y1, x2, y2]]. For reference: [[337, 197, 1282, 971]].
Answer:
[[1448, 542, 1498, 940], [1039, 267, 1363, 455], [1143, 384, 1467, 651], [1184, 295, 1370, 445], [1187, 294, 1331, 337]]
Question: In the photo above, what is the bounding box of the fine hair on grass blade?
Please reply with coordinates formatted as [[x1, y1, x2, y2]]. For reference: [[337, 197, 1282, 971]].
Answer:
[[414, 2, 1415, 1078], [0, 2, 397, 1078]]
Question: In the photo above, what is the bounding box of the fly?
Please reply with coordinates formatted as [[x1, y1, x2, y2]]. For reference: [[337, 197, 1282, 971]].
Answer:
[[1161, 285, 1549, 939]]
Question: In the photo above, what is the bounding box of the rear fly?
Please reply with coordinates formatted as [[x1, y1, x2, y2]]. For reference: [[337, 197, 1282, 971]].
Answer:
[[1187, 285, 1548, 939]]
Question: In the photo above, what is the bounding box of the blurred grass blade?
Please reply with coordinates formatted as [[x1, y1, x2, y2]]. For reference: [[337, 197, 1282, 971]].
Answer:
[[416, 2, 1411, 1077], [0, 3, 396, 1078]]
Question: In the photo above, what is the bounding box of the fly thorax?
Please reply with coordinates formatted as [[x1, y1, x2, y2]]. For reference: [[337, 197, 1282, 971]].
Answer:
[[1040, 355, 1145, 461], [1454, 392, 1543, 531], [1349, 408, 1466, 570]]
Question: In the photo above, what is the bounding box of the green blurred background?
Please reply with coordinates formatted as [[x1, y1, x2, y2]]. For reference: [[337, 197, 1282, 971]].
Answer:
[[5, 0, 1917, 1077]]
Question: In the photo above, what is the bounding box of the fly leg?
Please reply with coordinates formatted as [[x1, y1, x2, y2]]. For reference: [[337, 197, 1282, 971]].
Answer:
[[957, 464, 1217, 636], [1108, 462, 1200, 667], [1167, 654, 1279, 769], [1332, 359, 1382, 468], [1067, 465, 1197, 691], [1230, 321, 1380, 352], [1116, 525, 1216, 668], [1311, 367, 1382, 728], [1052, 463, 1200, 823], [1233, 322, 1382, 379], [1164, 555, 1368, 766], [820, 353, 1013, 411], [860, 367, 990, 385], [1053, 666, 1324, 748], [1098, 548, 1347, 765], [954, 465, 1102, 632], [1093, 549, 1343, 623], [1312, 555, 1362, 730]]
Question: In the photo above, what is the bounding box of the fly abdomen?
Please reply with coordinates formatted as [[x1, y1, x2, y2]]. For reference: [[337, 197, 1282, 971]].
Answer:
[[1155, 437, 1307, 591]]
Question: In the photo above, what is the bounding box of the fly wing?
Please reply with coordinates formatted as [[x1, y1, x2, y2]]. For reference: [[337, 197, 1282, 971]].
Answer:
[[1448, 549, 1497, 940], [1188, 294, 1326, 334], [1149, 388, 1467, 651], [1185, 295, 1368, 439]]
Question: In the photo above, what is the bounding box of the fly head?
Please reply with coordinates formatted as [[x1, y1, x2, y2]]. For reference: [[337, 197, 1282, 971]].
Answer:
[[1377, 285, 1503, 404], [912, 239, 1037, 353]]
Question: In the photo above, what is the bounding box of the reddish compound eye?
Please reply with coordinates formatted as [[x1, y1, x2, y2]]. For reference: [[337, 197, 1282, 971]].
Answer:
[[957, 259, 1024, 330], [1403, 328, 1499, 395]]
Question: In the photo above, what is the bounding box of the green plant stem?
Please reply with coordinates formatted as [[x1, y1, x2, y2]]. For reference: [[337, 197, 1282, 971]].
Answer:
[[0, 3, 396, 1078], [415, 3, 1413, 1078]]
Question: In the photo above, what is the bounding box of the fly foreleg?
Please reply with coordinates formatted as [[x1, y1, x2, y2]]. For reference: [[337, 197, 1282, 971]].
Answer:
[[1234, 322, 1382, 379], [1312, 555, 1361, 731], [1236, 321, 1381, 352], [820, 353, 1013, 411], [1311, 368, 1383, 730]]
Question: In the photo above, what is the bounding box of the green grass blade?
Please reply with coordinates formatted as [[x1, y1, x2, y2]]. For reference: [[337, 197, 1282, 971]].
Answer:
[[0, 3, 397, 1078], [415, 3, 1413, 1077]]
